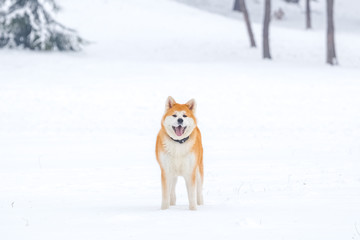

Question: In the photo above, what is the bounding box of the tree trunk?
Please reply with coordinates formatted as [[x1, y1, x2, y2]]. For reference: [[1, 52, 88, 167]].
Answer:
[[326, 0, 338, 65], [240, 0, 256, 47], [306, 0, 311, 29], [233, 0, 243, 12], [263, 0, 271, 59]]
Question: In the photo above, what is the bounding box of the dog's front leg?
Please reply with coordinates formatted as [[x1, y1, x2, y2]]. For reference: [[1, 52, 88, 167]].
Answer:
[[185, 175, 197, 210], [161, 171, 170, 210], [170, 176, 177, 206]]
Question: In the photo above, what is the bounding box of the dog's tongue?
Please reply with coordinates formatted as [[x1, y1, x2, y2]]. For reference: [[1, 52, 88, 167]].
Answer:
[[175, 126, 184, 136]]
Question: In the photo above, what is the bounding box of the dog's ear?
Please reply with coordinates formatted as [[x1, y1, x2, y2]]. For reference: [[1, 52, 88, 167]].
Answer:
[[186, 99, 196, 113], [165, 96, 176, 111]]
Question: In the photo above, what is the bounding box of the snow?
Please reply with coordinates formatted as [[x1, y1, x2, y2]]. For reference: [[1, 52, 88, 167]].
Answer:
[[1, 0, 360, 239]]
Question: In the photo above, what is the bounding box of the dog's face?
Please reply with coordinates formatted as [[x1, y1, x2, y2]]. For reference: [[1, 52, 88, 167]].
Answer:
[[162, 96, 197, 140]]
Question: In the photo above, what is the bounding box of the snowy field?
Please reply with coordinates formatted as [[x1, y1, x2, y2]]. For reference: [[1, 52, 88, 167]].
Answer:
[[1, 0, 360, 239]]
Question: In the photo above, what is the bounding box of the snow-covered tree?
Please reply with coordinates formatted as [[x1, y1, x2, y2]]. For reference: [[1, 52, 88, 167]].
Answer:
[[0, 0, 83, 51]]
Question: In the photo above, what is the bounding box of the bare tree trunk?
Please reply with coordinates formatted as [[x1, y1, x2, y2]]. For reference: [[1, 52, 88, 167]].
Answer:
[[240, 0, 256, 47], [326, 0, 338, 65], [263, 0, 271, 59], [233, 0, 243, 12], [306, 0, 311, 29]]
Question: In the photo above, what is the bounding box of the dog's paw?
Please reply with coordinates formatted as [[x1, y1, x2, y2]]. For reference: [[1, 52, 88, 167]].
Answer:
[[170, 197, 176, 206], [161, 203, 170, 210], [189, 205, 197, 211]]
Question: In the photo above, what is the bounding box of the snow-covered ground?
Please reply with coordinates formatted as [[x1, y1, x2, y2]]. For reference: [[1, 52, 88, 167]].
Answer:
[[1, 0, 360, 239]]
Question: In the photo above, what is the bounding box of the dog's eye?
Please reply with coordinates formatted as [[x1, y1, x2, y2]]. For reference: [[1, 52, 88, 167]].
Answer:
[[183, 115, 187, 118], [172, 114, 177, 117]]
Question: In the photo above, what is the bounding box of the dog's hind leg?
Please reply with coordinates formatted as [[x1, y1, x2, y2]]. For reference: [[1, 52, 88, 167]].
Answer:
[[185, 175, 197, 210], [170, 176, 177, 206], [196, 170, 204, 205]]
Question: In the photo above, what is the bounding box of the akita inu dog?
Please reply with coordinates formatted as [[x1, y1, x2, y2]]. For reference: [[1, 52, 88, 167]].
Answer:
[[155, 96, 203, 210]]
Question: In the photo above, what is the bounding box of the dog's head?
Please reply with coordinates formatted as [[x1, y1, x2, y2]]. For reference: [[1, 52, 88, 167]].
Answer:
[[161, 96, 197, 140]]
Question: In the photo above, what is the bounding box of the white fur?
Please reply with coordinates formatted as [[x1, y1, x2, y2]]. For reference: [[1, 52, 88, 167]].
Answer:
[[163, 110, 196, 140], [159, 136, 200, 210]]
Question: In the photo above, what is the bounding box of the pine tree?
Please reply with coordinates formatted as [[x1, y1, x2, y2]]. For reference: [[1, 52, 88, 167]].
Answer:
[[0, 0, 83, 51]]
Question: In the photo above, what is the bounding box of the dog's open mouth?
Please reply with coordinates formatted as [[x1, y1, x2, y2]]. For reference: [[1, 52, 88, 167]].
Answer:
[[172, 126, 186, 137]]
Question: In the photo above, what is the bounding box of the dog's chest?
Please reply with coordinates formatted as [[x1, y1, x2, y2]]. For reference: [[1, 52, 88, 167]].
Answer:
[[160, 138, 195, 176]]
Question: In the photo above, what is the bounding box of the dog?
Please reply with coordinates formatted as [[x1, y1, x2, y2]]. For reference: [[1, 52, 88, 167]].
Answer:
[[155, 96, 203, 210]]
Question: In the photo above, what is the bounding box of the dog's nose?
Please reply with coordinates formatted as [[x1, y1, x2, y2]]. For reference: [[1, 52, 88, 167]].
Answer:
[[177, 118, 183, 124]]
